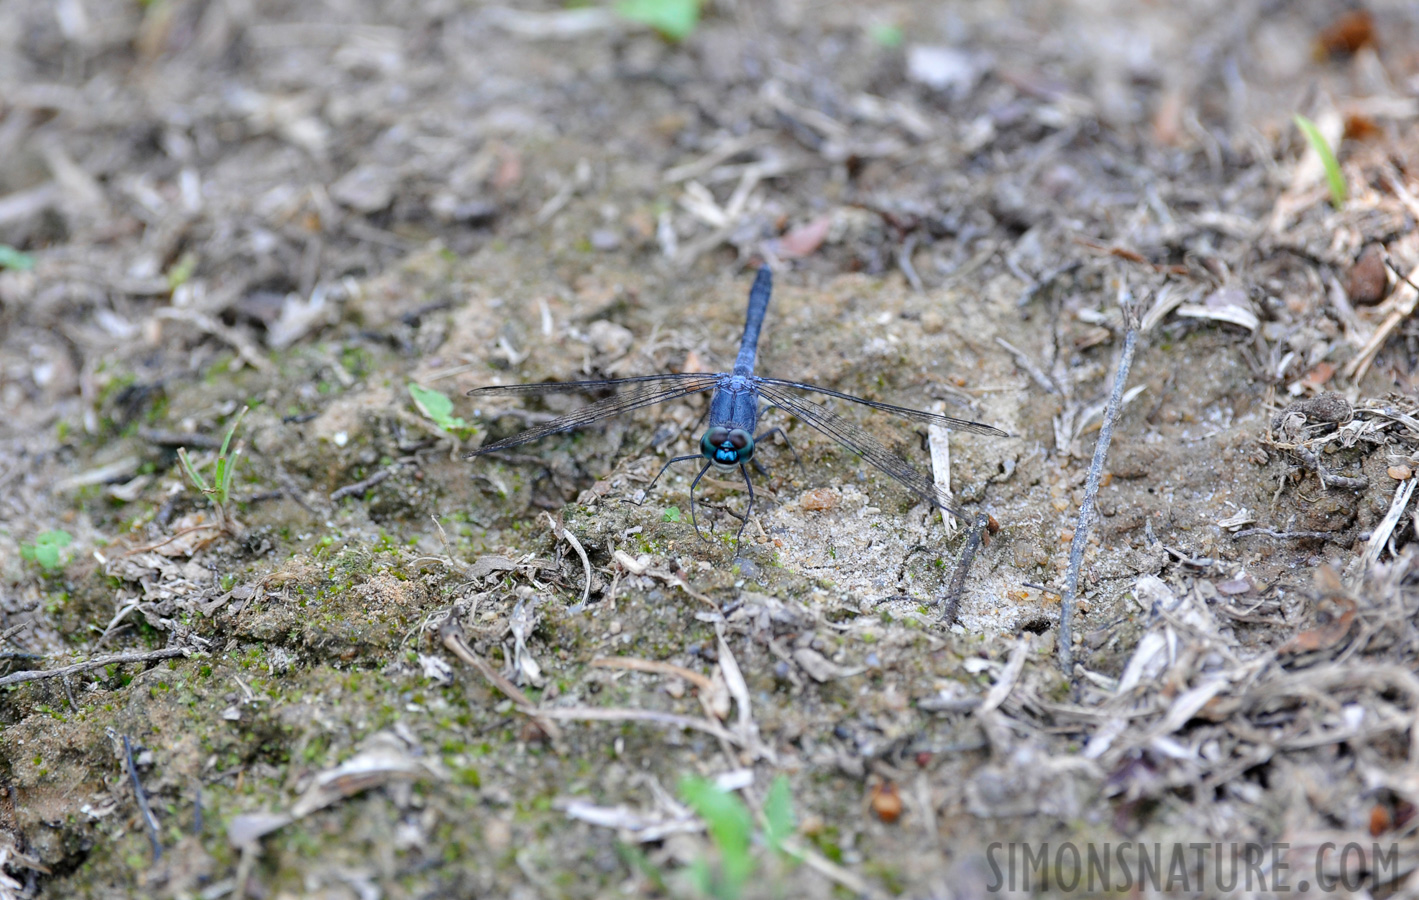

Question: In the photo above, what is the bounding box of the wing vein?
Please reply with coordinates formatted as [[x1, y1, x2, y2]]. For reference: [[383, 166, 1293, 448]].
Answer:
[[464, 374, 720, 457], [757, 383, 965, 516], [755, 377, 1008, 437]]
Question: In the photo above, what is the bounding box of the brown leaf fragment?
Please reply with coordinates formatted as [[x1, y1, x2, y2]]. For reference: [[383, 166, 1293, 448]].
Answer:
[[776, 215, 832, 259], [1370, 804, 1392, 837], [1315, 9, 1375, 59], [467, 555, 518, 580], [1277, 566, 1357, 655]]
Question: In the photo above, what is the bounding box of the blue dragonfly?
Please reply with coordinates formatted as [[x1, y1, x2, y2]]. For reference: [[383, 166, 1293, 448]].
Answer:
[[465, 267, 1007, 547]]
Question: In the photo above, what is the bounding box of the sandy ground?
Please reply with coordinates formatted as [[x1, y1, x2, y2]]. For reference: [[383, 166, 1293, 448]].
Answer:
[[3, 0, 1419, 897]]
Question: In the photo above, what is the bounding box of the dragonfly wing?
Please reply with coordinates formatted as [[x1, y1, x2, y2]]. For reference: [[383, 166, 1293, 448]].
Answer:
[[756, 382, 966, 516], [755, 377, 1008, 437], [469, 372, 720, 397], [464, 373, 720, 457]]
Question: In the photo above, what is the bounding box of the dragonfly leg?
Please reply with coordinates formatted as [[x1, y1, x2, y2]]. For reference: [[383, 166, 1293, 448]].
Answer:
[[687, 462, 714, 543], [627, 451, 703, 508], [732, 462, 756, 550], [755, 426, 805, 474]]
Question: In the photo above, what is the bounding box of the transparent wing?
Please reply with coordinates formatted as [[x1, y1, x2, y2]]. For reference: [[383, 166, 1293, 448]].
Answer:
[[754, 377, 1008, 437], [468, 372, 719, 398], [464, 373, 720, 458], [755, 382, 966, 516]]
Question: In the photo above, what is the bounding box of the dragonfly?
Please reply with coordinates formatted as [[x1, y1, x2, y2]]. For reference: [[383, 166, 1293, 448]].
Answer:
[[464, 267, 1008, 547]]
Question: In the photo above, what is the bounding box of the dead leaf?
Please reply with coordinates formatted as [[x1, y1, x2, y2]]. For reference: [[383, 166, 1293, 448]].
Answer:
[[1277, 567, 1357, 655], [776, 215, 832, 259]]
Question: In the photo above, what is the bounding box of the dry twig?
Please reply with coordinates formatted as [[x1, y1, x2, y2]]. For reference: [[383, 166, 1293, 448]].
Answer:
[[439, 616, 564, 745], [543, 512, 591, 606], [0, 647, 190, 688], [1059, 283, 1140, 672]]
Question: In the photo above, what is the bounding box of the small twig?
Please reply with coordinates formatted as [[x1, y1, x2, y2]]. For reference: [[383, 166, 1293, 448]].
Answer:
[[1230, 528, 1336, 540], [1, 622, 30, 646], [1342, 257, 1419, 382], [137, 428, 222, 449], [1363, 477, 1417, 569], [591, 656, 716, 694], [154, 307, 274, 374], [926, 403, 957, 537], [122, 735, 162, 862], [941, 513, 990, 626], [1016, 260, 1083, 307], [122, 524, 222, 556], [995, 337, 1059, 394], [1059, 283, 1140, 673], [898, 234, 924, 293], [980, 634, 1031, 714], [1293, 445, 1369, 492], [193, 781, 203, 836], [0, 647, 189, 688], [330, 461, 414, 501], [439, 616, 564, 744], [531, 706, 744, 746]]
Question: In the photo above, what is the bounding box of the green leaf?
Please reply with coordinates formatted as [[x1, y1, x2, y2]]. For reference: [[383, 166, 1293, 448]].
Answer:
[[680, 776, 753, 896], [868, 23, 903, 48], [762, 775, 796, 857], [25, 530, 73, 571], [178, 447, 210, 494], [615, 0, 700, 41], [0, 245, 36, 270], [1294, 113, 1346, 209], [166, 251, 198, 289], [37, 530, 73, 550], [661, 506, 682, 523], [213, 458, 229, 503], [409, 383, 468, 431]]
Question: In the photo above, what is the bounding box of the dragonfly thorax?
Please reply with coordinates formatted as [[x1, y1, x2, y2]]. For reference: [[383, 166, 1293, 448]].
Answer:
[[701, 426, 754, 470]]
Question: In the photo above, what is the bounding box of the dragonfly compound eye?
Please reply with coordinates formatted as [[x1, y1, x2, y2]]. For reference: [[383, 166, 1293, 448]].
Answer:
[[701, 427, 754, 465]]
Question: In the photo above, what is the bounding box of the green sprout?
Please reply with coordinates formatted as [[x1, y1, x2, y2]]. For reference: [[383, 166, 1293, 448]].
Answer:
[[165, 251, 198, 289], [662, 506, 683, 523], [680, 776, 754, 900], [1294, 113, 1346, 209], [672, 774, 802, 898], [0, 245, 36, 271], [762, 775, 796, 858], [615, 0, 700, 41], [408, 383, 471, 435], [177, 405, 248, 532], [21, 530, 73, 572], [868, 23, 904, 48]]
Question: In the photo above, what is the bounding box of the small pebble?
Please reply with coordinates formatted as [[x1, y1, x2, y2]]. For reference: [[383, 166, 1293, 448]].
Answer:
[[1347, 243, 1389, 306], [801, 487, 838, 511], [1216, 577, 1252, 596], [870, 781, 903, 823], [1389, 465, 1412, 481], [590, 228, 622, 251], [608, 620, 622, 635]]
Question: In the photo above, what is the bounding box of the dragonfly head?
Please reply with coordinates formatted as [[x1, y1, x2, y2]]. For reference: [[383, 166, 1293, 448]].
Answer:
[[700, 426, 754, 471]]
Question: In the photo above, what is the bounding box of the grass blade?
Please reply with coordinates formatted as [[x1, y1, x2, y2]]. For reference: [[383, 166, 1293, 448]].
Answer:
[[1294, 113, 1346, 209]]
